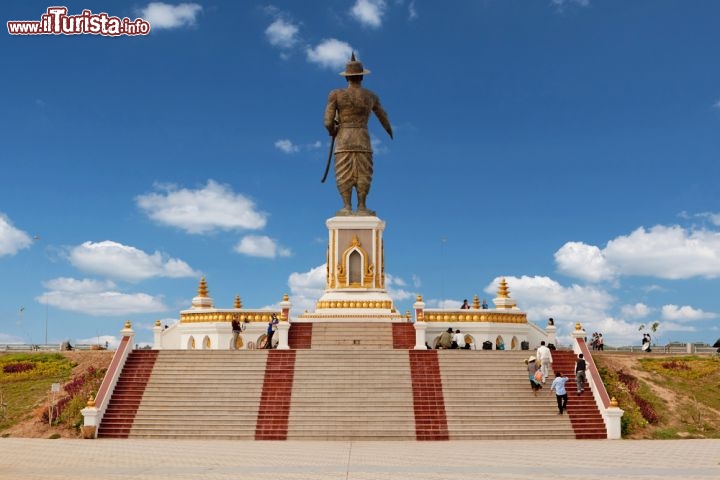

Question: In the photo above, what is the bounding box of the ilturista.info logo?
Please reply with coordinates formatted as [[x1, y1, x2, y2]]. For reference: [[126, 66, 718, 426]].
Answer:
[[7, 7, 151, 36]]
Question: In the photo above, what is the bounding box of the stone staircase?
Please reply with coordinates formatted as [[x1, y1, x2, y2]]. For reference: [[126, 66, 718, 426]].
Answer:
[[98, 347, 605, 440], [98, 350, 158, 438], [549, 350, 607, 439], [439, 350, 576, 439], [309, 322, 394, 350], [103, 350, 269, 439], [287, 350, 416, 439]]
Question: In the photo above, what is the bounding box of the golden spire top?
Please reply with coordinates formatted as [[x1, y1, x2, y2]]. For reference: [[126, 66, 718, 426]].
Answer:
[[282, 293, 289, 302], [234, 295, 242, 309], [155, 319, 161, 327], [198, 277, 209, 297], [416, 294, 423, 302], [472, 295, 480, 309], [497, 278, 510, 298]]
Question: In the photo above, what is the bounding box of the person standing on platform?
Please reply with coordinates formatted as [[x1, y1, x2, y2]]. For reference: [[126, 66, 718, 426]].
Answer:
[[536, 341, 553, 383], [575, 353, 587, 395], [265, 314, 279, 349], [231, 316, 242, 350], [550, 372, 569, 414]]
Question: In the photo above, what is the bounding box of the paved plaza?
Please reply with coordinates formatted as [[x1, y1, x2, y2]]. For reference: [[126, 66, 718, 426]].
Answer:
[[1, 438, 719, 479]]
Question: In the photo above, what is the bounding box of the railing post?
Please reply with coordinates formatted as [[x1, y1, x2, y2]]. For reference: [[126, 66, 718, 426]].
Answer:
[[277, 294, 292, 350], [413, 295, 427, 350], [153, 319, 163, 350]]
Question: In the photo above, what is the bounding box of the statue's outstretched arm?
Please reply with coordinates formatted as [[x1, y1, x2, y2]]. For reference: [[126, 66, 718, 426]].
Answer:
[[373, 99, 393, 140]]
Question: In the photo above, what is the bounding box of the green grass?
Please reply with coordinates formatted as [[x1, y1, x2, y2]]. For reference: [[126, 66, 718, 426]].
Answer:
[[0, 353, 75, 431], [597, 355, 720, 439]]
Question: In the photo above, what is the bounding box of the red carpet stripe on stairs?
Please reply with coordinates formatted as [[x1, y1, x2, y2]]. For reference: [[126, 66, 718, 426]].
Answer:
[[98, 350, 159, 438], [551, 350, 607, 439], [392, 323, 415, 349], [255, 350, 297, 440], [288, 323, 313, 349], [409, 350, 449, 440]]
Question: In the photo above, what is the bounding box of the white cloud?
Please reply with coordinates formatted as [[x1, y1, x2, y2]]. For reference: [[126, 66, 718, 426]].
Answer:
[[265, 18, 299, 48], [274, 139, 300, 154], [408, 0, 418, 20], [554, 241, 615, 282], [350, 0, 387, 28], [136, 180, 267, 234], [385, 274, 414, 302], [605, 226, 720, 279], [714, 99, 720, 109], [661, 304, 716, 322], [620, 303, 652, 319], [555, 225, 720, 281], [275, 139, 323, 153], [69, 240, 198, 282], [38, 277, 168, 316], [483, 275, 614, 333], [0, 213, 32, 257], [691, 211, 720, 227], [306, 39, 354, 70], [287, 264, 327, 314], [44, 277, 116, 293], [552, 0, 590, 9], [234, 235, 291, 259], [138, 2, 202, 30]]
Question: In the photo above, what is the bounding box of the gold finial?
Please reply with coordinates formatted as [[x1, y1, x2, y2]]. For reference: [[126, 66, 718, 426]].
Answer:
[[497, 278, 510, 298], [282, 293, 289, 302], [87, 395, 96, 407], [124, 320, 131, 329], [405, 310, 411, 319], [234, 295, 242, 309], [610, 397, 619, 407], [198, 277, 209, 297], [575, 322, 582, 331], [472, 295, 480, 309], [155, 319, 161, 327], [416, 294, 423, 302]]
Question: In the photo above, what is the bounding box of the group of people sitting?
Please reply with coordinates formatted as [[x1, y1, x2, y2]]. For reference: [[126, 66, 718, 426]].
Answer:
[[434, 327, 472, 349]]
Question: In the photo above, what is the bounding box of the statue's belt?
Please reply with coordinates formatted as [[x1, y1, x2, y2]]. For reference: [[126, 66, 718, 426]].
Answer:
[[338, 123, 366, 128]]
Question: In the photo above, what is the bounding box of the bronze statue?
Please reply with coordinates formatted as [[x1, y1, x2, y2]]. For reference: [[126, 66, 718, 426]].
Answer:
[[323, 53, 393, 216]]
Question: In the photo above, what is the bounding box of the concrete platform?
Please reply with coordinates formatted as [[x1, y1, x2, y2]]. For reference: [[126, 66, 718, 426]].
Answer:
[[1, 438, 718, 479]]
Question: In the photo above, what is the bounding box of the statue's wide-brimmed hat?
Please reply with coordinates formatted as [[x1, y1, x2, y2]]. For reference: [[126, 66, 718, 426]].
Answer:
[[339, 52, 371, 76]]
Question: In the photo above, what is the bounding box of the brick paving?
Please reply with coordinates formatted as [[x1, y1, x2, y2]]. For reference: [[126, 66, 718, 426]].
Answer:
[[1, 438, 718, 479]]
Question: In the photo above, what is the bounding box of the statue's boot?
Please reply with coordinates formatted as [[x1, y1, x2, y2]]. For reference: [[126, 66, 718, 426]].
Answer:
[[356, 192, 376, 216], [336, 191, 353, 216]]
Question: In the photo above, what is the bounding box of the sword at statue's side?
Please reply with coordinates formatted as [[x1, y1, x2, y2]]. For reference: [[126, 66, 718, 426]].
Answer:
[[320, 135, 335, 183]]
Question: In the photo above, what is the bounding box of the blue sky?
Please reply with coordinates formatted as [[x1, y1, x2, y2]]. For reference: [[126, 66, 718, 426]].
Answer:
[[2, 0, 719, 348]]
